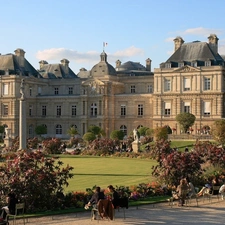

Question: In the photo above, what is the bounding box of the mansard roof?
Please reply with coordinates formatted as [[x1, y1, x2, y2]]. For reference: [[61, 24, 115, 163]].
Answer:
[[38, 63, 77, 79], [116, 61, 153, 76], [161, 41, 224, 68], [117, 61, 146, 71], [0, 53, 40, 77]]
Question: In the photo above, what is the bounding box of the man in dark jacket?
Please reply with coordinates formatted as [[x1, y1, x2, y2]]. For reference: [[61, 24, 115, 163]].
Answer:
[[85, 186, 105, 220]]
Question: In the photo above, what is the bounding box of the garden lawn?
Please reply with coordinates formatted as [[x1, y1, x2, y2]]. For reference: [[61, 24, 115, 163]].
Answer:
[[170, 140, 196, 151], [59, 156, 156, 193]]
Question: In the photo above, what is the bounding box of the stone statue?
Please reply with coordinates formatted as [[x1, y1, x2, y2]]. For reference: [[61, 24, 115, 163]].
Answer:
[[20, 79, 25, 100], [133, 128, 139, 142]]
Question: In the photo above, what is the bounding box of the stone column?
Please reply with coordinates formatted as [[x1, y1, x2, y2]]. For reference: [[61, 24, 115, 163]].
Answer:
[[19, 79, 27, 150]]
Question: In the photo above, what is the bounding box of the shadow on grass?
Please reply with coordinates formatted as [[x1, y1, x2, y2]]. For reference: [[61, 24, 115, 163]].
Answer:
[[74, 173, 148, 176]]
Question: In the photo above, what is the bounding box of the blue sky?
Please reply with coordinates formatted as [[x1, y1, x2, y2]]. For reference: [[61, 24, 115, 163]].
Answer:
[[1, 0, 225, 74]]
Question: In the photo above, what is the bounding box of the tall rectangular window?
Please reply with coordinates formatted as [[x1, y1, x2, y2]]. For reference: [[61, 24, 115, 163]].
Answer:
[[204, 78, 211, 90], [29, 88, 32, 96], [147, 85, 153, 93], [138, 104, 143, 116], [91, 103, 97, 117], [56, 105, 61, 116], [3, 104, 8, 116], [203, 101, 211, 116], [164, 102, 171, 116], [184, 78, 190, 91], [54, 87, 59, 95], [3, 84, 9, 95], [130, 85, 136, 93], [121, 105, 126, 116], [68, 87, 73, 95], [71, 105, 77, 116], [184, 102, 190, 113], [164, 79, 171, 91], [42, 106, 46, 116]]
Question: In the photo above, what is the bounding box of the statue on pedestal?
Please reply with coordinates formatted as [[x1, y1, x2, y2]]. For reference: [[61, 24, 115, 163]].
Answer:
[[133, 128, 139, 142]]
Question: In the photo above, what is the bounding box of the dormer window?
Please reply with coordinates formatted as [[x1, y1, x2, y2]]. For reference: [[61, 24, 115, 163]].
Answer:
[[178, 62, 184, 67], [165, 63, 171, 68], [205, 60, 211, 66], [191, 61, 197, 67]]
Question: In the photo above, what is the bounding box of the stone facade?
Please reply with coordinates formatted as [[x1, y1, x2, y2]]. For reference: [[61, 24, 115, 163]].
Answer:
[[0, 34, 224, 139]]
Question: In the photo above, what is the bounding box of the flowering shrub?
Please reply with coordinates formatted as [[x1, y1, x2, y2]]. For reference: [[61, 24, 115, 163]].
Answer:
[[0, 150, 74, 212], [42, 138, 62, 154]]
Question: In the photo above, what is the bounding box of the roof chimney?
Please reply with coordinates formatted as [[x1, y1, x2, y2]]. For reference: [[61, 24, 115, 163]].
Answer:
[[61, 59, 69, 74], [146, 58, 152, 71], [14, 48, 25, 57], [116, 60, 121, 68], [173, 37, 184, 52], [39, 60, 48, 70], [14, 48, 26, 68], [208, 34, 219, 55]]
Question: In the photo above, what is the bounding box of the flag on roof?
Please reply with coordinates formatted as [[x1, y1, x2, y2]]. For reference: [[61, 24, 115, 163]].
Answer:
[[103, 42, 108, 47]]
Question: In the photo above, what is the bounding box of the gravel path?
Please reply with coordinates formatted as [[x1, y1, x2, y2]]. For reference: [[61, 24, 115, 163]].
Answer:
[[14, 197, 225, 225]]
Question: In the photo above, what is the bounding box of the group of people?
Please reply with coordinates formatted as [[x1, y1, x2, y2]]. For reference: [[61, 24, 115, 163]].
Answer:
[[84, 185, 120, 220], [173, 176, 225, 206], [0, 191, 18, 222]]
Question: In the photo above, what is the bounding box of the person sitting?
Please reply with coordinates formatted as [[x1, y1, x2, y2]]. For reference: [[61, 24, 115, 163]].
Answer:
[[0, 192, 18, 222], [107, 185, 120, 208], [84, 186, 105, 220], [197, 183, 212, 197], [186, 177, 196, 198], [219, 182, 225, 200]]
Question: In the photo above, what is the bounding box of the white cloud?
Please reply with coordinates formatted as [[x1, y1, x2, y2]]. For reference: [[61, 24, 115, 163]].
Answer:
[[182, 27, 223, 36], [36, 46, 144, 65]]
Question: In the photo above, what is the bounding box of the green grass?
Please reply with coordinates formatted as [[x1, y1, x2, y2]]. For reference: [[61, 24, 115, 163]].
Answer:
[[170, 140, 196, 151], [58, 156, 156, 193]]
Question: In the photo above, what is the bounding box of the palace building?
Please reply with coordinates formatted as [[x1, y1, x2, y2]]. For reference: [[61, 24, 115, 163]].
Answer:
[[0, 34, 224, 139]]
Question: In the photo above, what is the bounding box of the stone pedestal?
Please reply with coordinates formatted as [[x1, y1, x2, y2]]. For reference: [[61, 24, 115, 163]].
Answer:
[[4, 128, 12, 148], [4, 137, 12, 148], [132, 141, 140, 153]]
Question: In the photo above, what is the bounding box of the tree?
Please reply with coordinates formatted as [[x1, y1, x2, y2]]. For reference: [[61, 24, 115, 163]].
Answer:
[[83, 132, 96, 143], [0, 150, 73, 212], [176, 112, 196, 133], [67, 126, 79, 138], [35, 124, 47, 137], [137, 127, 149, 136], [87, 125, 105, 138], [212, 119, 225, 146], [154, 126, 168, 141], [110, 130, 124, 140]]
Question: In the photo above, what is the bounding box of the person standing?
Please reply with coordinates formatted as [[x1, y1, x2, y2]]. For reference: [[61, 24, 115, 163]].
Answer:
[[107, 185, 120, 208], [176, 179, 190, 206]]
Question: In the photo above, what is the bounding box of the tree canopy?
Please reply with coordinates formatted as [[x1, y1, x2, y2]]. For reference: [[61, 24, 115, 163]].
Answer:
[[212, 119, 225, 146], [110, 130, 124, 140], [176, 112, 196, 133], [35, 124, 47, 136]]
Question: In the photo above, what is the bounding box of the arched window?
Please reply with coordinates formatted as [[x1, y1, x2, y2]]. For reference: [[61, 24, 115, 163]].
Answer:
[[56, 124, 62, 135], [120, 125, 127, 135], [91, 103, 97, 117]]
